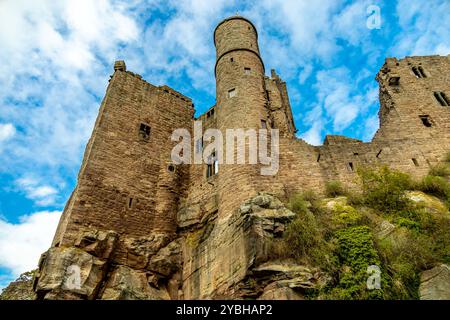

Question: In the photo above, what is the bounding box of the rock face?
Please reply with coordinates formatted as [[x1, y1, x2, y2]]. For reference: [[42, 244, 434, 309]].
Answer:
[[30, 192, 332, 300], [182, 193, 302, 299], [419, 264, 450, 300], [34, 247, 108, 300], [101, 265, 170, 300]]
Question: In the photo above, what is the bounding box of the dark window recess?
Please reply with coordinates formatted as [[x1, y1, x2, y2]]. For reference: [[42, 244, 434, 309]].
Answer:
[[206, 151, 218, 178], [434, 91, 450, 106], [347, 162, 354, 172], [376, 149, 382, 158], [412, 66, 426, 78], [317, 154, 321, 162], [230, 57, 234, 62], [196, 138, 203, 154], [139, 123, 151, 140], [206, 108, 215, 118], [419, 115, 432, 127], [261, 120, 267, 129], [127, 197, 135, 209], [168, 164, 175, 172], [353, 152, 359, 156], [418, 66, 426, 78], [388, 75, 400, 86], [244, 67, 251, 75], [266, 90, 270, 101], [412, 158, 419, 167]]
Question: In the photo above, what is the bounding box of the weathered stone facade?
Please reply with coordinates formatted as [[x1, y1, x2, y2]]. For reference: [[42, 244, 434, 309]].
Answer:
[[33, 16, 450, 299]]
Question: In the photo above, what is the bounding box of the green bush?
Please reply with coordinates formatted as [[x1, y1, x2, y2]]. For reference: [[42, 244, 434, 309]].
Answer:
[[287, 193, 310, 214], [376, 230, 435, 299], [429, 164, 450, 177], [420, 175, 450, 199], [325, 181, 346, 197], [358, 166, 413, 213], [324, 226, 384, 299]]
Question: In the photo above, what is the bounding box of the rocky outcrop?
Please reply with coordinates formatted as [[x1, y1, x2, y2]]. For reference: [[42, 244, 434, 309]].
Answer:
[[406, 191, 448, 214], [419, 264, 450, 300], [124, 233, 172, 269], [101, 265, 170, 300], [0, 271, 36, 300], [34, 247, 108, 300], [33, 226, 182, 300], [181, 192, 296, 299]]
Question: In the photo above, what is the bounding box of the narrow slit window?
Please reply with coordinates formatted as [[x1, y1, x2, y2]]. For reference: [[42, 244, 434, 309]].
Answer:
[[317, 154, 321, 162], [261, 120, 267, 129], [419, 115, 432, 127], [418, 66, 427, 78], [434, 91, 450, 106], [230, 57, 234, 62], [412, 66, 422, 78], [206, 151, 218, 178], [376, 149, 382, 158], [412, 158, 419, 167], [244, 67, 251, 75], [228, 88, 236, 98], [196, 138, 203, 154], [347, 162, 354, 172], [139, 123, 151, 140], [127, 197, 135, 209]]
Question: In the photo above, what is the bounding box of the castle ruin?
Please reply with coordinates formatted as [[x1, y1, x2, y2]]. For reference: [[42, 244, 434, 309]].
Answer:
[[32, 16, 450, 300]]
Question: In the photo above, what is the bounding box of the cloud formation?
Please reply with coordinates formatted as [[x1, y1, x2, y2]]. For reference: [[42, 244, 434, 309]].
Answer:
[[0, 210, 61, 288]]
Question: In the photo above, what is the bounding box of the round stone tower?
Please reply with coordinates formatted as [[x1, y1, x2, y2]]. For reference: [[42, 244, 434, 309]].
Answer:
[[213, 16, 270, 217], [214, 16, 268, 130]]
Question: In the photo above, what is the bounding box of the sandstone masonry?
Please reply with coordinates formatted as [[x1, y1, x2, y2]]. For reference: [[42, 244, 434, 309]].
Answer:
[[33, 16, 450, 300]]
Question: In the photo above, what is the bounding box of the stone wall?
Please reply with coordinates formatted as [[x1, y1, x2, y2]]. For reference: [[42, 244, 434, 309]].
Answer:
[[35, 16, 450, 300]]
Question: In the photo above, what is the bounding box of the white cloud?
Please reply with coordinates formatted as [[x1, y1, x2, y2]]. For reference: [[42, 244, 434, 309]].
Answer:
[[15, 177, 58, 206], [394, 0, 450, 56], [0, 124, 16, 142], [0, 211, 61, 282]]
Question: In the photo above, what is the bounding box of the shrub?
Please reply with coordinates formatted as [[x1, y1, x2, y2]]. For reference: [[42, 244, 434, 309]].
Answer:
[[376, 230, 435, 299], [331, 203, 363, 227], [358, 166, 413, 213], [287, 193, 310, 214], [325, 181, 346, 197], [326, 226, 384, 299], [445, 151, 450, 163], [420, 175, 450, 199], [396, 217, 421, 232], [429, 163, 450, 177]]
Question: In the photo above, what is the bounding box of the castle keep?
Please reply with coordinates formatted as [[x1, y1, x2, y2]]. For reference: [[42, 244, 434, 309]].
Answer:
[[33, 16, 450, 300]]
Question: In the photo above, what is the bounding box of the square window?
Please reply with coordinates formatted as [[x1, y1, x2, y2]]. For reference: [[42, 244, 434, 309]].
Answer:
[[261, 120, 267, 129], [244, 67, 251, 75], [419, 115, 432, 127], [228, 88, 236, 98], [139, 123, 151, 140]]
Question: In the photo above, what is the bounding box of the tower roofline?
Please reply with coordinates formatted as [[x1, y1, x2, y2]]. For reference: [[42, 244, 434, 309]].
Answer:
[[213, 15, 259, 46]]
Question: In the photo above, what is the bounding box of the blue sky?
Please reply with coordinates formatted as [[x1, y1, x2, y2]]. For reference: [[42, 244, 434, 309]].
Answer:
[[0, 0, 449, 290]]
